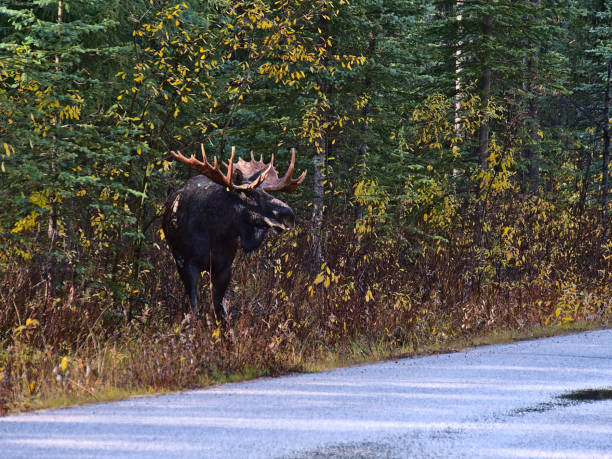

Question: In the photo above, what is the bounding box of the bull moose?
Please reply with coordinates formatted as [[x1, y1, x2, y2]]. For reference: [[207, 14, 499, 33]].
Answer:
[[162, 145, 306, 324]]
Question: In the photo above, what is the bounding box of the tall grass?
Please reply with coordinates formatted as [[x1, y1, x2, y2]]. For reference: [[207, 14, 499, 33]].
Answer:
[[1, 197, 610, 414]]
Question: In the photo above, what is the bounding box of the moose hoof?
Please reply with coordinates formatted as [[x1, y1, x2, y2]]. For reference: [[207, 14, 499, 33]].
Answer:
[[180, 313, 193, 329]]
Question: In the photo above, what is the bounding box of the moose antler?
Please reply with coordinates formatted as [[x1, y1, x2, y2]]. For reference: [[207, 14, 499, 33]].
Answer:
[[234, 148, 307, 193], [170, 145, 273, 190], [263, 148, 307, 193]]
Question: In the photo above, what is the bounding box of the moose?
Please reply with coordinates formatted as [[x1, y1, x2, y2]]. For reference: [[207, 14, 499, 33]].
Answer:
[[162, 145, 306, 324]]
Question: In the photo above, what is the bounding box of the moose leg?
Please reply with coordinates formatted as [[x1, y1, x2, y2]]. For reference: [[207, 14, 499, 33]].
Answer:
[[177, 261, 201, 316], [211, 263, 232, 325]]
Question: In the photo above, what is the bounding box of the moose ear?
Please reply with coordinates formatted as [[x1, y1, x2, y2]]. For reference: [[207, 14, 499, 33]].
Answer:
[[231, 168, 245, 185]]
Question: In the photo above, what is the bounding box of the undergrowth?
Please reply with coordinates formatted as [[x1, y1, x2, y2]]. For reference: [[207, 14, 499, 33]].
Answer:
[[1, 195, 610, 415]]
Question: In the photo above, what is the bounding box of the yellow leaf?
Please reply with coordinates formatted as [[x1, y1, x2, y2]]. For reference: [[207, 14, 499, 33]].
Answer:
[[60, 356, 69, 372], [314, 273, 325, 285]]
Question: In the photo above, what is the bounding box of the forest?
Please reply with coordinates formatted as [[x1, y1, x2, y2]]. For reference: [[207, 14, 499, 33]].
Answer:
[[0, 0, 610, 412]]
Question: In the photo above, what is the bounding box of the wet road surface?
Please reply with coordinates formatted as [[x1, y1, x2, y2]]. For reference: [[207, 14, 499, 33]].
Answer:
[[1, 330, 611, 458]]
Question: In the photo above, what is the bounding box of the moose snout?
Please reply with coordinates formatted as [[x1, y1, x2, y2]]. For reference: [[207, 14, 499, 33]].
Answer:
[[267, 205, 295, 233], [280, 209, 295, 230]]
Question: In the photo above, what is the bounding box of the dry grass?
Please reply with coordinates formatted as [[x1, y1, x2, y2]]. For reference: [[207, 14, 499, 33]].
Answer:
[[1, 200, 610, 415]]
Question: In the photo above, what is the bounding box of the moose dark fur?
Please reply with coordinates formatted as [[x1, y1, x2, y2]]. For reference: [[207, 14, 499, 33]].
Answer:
[[162, 146, 306, 323]]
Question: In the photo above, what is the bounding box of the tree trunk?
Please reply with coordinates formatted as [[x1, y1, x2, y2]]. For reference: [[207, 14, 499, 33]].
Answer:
[[355, 36, 375, 222], [311, 11, 330, 265], [578, 147, 593, 215], [46, 0, 63, 304], [312, 132, 325, 264], [55, 0, 63, 73], [523, 98, 541, 189], [521, 0, 542, 192], [455, 0, 464, 149], [602, 58, 611, 242], [477, 11, 492, 172], [475, 5, 492, 249], [355, 136, 367, 221]]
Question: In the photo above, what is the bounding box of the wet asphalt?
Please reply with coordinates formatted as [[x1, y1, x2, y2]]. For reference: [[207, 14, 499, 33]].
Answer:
[[1, 329, 611, 458]]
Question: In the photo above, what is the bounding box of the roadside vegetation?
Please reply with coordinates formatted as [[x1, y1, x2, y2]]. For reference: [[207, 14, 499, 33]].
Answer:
[[1, 0, 611, 414]]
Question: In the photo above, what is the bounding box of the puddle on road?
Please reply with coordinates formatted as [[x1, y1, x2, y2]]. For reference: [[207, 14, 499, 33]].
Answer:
[[508, 387, 612, 417], [510, 402, 560, 415], [288, 440, 400, 459], [559, 388, 612, 402]]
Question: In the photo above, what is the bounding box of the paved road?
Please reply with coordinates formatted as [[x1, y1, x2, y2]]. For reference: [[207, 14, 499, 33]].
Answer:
[[1, 330, 611, 458]]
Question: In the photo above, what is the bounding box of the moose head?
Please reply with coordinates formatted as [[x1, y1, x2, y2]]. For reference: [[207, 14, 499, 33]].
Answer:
[[162, 145, 306, 324]]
